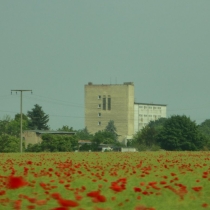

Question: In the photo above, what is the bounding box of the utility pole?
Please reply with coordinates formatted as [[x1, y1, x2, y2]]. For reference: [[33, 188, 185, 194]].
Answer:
[[11, 90, 32, 153]]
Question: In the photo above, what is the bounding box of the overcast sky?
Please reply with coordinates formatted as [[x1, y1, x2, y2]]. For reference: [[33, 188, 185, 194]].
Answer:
[[0, 1, 210, 130]]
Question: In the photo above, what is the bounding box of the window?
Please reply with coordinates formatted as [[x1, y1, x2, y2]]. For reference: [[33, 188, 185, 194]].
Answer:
[[98, 113, 101, 117], [98, 95, 101, 99], [153, 107, 156, 109], [98, 104, 101, 108], [144, 115, 147, 117], [139, 106, 143, 108], [108, 96, 111, 110], [98, 121, 101, 125], [103, 96, 106, 110], [144, 106, 147, 109]]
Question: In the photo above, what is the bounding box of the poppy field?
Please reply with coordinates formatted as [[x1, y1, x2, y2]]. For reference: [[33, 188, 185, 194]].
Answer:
[[0, 152, 210, 210]]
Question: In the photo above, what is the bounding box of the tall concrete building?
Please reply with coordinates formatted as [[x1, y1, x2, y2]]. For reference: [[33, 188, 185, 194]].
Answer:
[[134, 103, 167, 133], [85, 82, 134, 143]]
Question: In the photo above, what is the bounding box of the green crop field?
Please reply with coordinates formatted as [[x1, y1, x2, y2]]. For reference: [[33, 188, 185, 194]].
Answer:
[[0, 152, 210, 210]]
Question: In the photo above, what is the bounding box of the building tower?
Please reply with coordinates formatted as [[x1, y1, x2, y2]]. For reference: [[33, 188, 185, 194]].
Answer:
[[85, 82, 134, 143]]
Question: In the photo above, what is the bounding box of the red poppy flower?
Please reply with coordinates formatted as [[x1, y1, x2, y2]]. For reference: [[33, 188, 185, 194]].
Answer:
[[51, 193, 61, 200], [134, 187, 142, 192], [13, 200, 22, 210], [75, 195, 83, 201], [0, 190, 6, 196], [58, 198, 79, 207], [27, 205, 35, 209], [96, 194, 106, 202], [160, 181, 167, 185], [135, 205, 147, 210], [87, 191, 100, 197], [202, 203, 208, 208], [7, 176, 28, 189], [50, 207, 69, 210], [36, 200, 47, 206], [192, 186, 202, 192]]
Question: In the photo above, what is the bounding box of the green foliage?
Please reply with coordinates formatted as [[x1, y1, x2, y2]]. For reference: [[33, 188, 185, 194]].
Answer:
[[57, 125, 75, 132], [105, 120, 117, 141], [92, 131, 104, 151], [27, 104, 49, 130], [0, 134, 19, 153], [0, 115, 28, 137], [198, 119, 210, 139], [147, 118, 167, 133], [76, 127, 93, 140], [136, 126, 156, 147], [132, 125, 158, 151], [14, 113, 30, 127], [157, 115, 206, 151], [79, 143, 92, 151], [26, 143, 42, 152], [25, 134, 78, 152]]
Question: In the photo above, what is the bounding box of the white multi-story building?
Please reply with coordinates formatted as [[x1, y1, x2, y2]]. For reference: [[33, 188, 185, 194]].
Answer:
[[134, 103, 167, 133]]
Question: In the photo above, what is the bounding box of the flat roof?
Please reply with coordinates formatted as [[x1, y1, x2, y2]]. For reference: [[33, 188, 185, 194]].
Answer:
[[25, 130, 76, 135], [134, 102, 167, 106], [86, 82, 134, 86]]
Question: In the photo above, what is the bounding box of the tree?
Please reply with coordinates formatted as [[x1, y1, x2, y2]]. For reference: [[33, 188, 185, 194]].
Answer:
[[0, 134, 19, 153], [25, 134, 78, 152], [91, 131, 105, 151], [91, 130, 119, 151], [105, 120, 116, 133], [132, 125, 160, 151], [198, 119, 210, 138], [76, 127, 93, 140], [0, 115, 28, 137], [14, 113, 29, 124], [147, 118, 168, 133], [157, 115, 207, 151], [57, 125, 75, 132], [140, 126, 156, 147], [27, 104, 49, 130], [26, 143, 42, 152], [105, 120, 117, 141]]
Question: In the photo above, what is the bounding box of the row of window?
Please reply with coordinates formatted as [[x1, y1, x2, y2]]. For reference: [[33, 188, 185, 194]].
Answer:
[[139, 106, 162, 110], [98, 95, 111, 110], [139, 114, 161, 117]]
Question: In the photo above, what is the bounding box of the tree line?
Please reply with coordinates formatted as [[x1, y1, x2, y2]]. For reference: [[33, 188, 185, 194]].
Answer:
[[129, 116, 210, 151], [0, 104, 210, 152], [0, 104, 121, 152]]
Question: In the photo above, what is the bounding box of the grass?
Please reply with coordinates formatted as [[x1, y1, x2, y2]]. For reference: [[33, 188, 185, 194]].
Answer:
[[0, 151, 210, 210]]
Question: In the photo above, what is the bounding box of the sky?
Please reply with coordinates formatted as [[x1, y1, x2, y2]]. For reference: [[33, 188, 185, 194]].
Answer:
[[0, 0, 210, 130]]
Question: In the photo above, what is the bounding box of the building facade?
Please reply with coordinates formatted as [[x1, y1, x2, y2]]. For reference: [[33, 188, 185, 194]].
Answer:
[[134, 103, 167, 133], [85, 82, 134, 143]]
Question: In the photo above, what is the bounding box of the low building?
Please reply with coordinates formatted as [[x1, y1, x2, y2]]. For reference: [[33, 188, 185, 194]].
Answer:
[[121, 147, 137, 152], [23, 130, 76, 148]]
